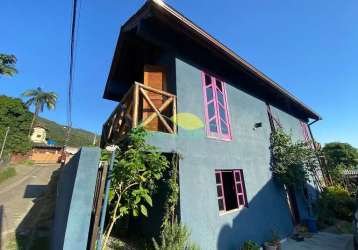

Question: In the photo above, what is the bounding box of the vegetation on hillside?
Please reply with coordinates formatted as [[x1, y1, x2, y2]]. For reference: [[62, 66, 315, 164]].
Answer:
[[37, 116, 99, 147], [0, 95, 32, 156]]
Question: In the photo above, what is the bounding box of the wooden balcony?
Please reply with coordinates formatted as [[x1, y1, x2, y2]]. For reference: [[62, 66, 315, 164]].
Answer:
[[102, 82, 177, 146]]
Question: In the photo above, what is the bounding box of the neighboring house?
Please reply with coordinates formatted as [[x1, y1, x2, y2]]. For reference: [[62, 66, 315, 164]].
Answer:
[[31, 144, 62, 164], [30, 125, 47, 144], [101, 1, 323, 249]]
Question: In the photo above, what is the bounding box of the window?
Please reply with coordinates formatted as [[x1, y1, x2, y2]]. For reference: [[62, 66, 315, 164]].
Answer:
[[300, 121, 314, 148], [300, 121, 311, 142], [215, 169, 248, 213], [201, 72, 232, 140]]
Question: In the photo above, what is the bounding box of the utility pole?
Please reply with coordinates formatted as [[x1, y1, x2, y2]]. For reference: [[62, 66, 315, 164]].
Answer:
[[0, 127, 10, 160], [92, 133, 96, 146]]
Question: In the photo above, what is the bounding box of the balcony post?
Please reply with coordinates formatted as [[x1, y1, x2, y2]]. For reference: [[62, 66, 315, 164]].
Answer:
[[173, 96, 177, 133], [132, 83, 139, 128]]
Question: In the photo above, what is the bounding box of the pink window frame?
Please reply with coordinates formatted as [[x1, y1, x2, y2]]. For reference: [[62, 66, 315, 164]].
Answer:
[[215, 169, 248, 212], [215, 171, 226, 211], [233, 169, 248, 207], [201, 71, 232, 141], [300, 121, 314, 149]]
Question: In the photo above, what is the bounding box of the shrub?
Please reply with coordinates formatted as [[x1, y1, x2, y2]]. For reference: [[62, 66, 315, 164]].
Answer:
[[152, 221, 200, 250], [241, 240, 260, 250], [316, 185, 355, 225]]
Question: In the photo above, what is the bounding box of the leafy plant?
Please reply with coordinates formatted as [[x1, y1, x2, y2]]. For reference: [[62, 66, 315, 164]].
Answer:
[[241, 240, 260, 250], [102, 127, 169, 249], [270, 129, 319, 189], [0, 53, 17, 77], [316, 185, 355, 226], [153, 221, 200, 250], [22, 87, 57, 136], [161, 153, 181, 229]]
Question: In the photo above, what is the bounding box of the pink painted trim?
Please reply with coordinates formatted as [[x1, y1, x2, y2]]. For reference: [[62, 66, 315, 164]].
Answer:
[[216, 169, 248, 212], [215, 170, 226, 211], [300, 121, 314, 149], [201, 71, 232, 140], [267, 105, 282, 129], [233, 170, 247, 207]]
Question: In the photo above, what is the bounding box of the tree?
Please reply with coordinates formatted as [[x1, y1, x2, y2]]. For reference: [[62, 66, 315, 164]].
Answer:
[[322, 142, 358, 182], [0, 54, 17, 77], [22, 87, 57, 135], [0, 96, 32, 156], [101, 127, 169, 249]]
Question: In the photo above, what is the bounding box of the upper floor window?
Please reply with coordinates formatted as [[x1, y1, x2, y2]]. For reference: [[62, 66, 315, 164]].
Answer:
[[215, 169, 248, 213], [201, 72, 232, 140]]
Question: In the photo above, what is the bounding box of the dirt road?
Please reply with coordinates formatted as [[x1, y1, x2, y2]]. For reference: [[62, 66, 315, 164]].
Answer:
[[0, 164, 59, 247]]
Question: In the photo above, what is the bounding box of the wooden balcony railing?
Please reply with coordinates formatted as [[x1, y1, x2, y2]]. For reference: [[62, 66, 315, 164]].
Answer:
[[102, 82, 177, 146]]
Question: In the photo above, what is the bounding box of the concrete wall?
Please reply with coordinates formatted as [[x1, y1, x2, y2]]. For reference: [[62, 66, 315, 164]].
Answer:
[[51, 147, 101, 250]]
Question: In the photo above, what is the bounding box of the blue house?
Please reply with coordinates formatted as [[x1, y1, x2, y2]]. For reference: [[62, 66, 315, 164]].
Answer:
[[101, 1, 324, 249]]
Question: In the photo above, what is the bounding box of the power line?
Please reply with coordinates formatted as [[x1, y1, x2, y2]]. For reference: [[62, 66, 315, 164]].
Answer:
[[65, 0, 81, 146]]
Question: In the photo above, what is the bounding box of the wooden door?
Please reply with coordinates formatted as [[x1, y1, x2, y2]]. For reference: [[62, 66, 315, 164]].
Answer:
[[143, 65, 166, 131]]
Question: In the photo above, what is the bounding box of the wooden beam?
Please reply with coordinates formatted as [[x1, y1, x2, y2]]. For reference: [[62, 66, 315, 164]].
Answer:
[[136, 82, 175, 97], [142, 97, 173, 127], [139, 88, 174, 133], [132, 83, 139, 128], [172, 96, 177, 133], [106, 113, 117, 140]]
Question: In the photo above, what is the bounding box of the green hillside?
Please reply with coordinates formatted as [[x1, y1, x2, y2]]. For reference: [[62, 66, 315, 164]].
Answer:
[[37, 117, 99, 147]]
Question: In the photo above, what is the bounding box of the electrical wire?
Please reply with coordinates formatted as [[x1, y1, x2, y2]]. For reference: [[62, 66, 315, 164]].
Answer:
[[65, 0, 82, 146]]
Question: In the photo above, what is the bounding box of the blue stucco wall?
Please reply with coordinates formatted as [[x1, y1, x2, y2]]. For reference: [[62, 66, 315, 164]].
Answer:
[[145, 52, 319, 249], [51, 147, 101, 250], [174, 57, 296, 250]]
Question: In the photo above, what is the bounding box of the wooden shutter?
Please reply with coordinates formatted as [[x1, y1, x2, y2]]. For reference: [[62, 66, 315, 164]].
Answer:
[[143, 65, 166, 131], [233, 170, 247, 207], [215, 171, 226, 211]]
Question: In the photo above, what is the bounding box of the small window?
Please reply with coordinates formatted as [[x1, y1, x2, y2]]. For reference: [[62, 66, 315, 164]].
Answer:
[[202, 72, 232, 140], [215, 169, 248, 213]]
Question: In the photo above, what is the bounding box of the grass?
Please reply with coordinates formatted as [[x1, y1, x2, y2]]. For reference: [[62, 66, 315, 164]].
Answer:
[[5, 232, 50, 250], [0, 166, 16, 184]]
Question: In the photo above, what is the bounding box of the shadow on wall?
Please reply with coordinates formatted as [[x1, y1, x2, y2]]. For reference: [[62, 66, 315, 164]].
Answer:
[[14, 168, 61, 250], [216, 178, 310, 250]]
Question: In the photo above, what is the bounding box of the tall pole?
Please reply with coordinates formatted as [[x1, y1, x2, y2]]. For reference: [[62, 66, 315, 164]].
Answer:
[[0, 127, 10, 160], [92, 133, 97, 146], [96, 147, 116, 250]]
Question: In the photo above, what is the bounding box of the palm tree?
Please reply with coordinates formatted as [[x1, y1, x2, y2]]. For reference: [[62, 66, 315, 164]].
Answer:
[[0, 53, 17, 76], [22, 87, 58, 135]]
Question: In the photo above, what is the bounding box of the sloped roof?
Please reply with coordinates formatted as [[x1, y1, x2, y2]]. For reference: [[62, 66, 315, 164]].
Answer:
[[105, 0, 321, 121]]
